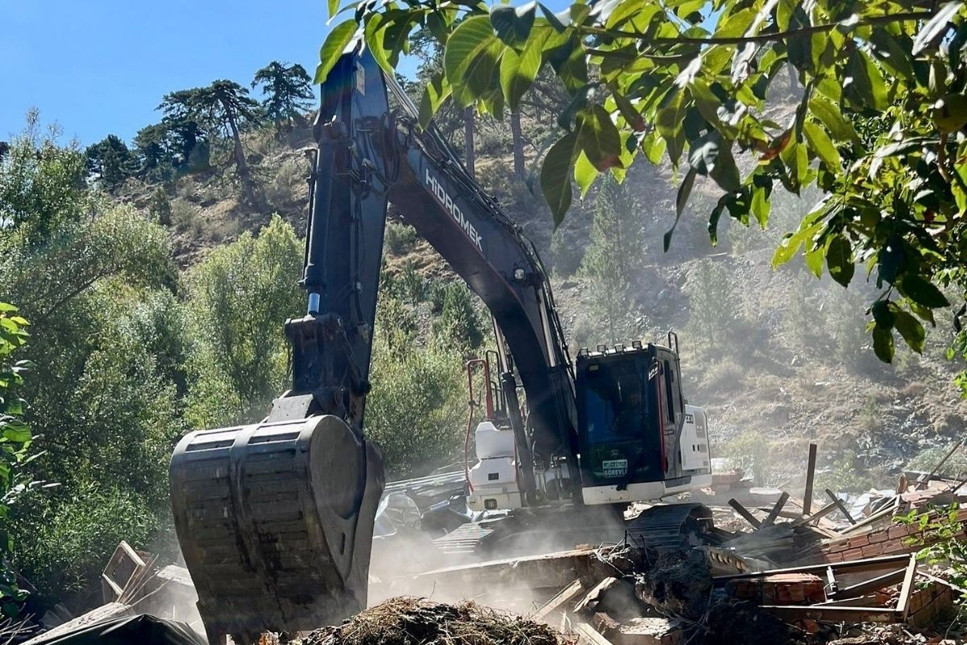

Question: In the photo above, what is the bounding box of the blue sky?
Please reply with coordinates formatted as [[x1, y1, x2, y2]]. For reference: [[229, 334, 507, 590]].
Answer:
[[0, 1, 573, 148], [0, 1, 338, 146]]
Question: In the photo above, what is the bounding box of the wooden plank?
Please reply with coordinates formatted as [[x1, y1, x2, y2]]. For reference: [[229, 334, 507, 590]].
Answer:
[[791, 500, 839, 527], [575, 622, 615, 645], [825, 489, 856, 525], [418, 546, 613, 591], [803, 443, 818, 515], [531, 580, 583, 622], [575, 578, 619, 615], [836, 568, 907, 600], [713, 554, 911, 582], [762, 492, 790, 527], [836, 502, 897, 536], [728, 498, 761, 529], [897, 554, 918, 622]]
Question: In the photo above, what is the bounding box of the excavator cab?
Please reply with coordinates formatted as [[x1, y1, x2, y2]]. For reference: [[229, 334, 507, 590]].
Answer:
[[575, 337, 712, 506]]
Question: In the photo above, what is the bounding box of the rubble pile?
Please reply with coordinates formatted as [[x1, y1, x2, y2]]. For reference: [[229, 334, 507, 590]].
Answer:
[[21, 442, 967, 645], [299, 597, 567, 645]]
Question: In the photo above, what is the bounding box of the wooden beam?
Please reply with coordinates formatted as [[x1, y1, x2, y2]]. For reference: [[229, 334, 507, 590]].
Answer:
[[762, 492, 790, 527], [803, 443, 818, 515], [791, 500, 839, 527], [836, 501, 898, 537], [897, 554, 918, 622], [575, 622, 615, 645], [531, 580, 583, 622], [825, 489, 856, 525], [728, 498, 761, 529]]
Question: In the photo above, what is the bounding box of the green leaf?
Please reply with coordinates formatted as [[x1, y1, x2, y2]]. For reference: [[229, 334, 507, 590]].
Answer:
[[611, 89, 644, 132], [641, 131, 666, 165], [826, 234, 854, 287], [873, 325, 895, 363], [577, 105, 623, 171], [445, 15, 502, 107], [1, 426, 30, 444], [808, 97, 859, 144], [894, 310, 926, 353], [900, 274, 951, 308], [315, 20, 359, 84], [491, 3, 536, 49], [419, 72, 452, 129], [804, 238, 825, 277], [870, 28, 916, 80], [327, 0, 339, 18], [709, 144, 740, 192], [363, 13, 393, 73], [665, 168, 697, 251], [871, 300, 896, 329], [499, 29, 546, 111], [541, 132, 579, 225], [574, 151, 597, 198], [913, 2, 964, 55], [932, 94, 967, 133], [803, 120, 841, 170], [656, 90, 687, 165], [844, 50, 887, 111], [750, 184, 771, 228]]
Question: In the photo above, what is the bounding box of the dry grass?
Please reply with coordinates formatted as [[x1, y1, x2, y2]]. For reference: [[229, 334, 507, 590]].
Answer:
[[302, 597, 570, 645]]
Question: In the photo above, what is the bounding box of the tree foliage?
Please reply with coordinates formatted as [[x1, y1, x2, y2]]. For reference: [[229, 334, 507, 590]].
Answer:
[[85, 135, 136, 192], [186, 215, 304, 425], [578, 175, 644, 343], [0, 304, 33, 614], [252, 61, 314, 123], [366, 294, 466, 478], [328, 0, 967, 363]]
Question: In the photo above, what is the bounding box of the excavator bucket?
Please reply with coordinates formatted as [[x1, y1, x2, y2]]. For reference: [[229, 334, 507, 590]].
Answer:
[[169, 414, 384, 643]]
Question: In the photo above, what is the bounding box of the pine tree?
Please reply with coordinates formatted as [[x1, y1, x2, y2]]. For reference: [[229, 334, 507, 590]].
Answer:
[[252, 62, 314, 127], [158, 89, 208, 170], [85, 135, 136, 191], [578, 176, 644, 344]]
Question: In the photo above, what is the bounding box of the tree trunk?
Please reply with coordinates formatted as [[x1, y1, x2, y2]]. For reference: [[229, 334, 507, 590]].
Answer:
[[510, 110, 525, 180], [225, 109, 261, 209], [464, 106, 475, 178]]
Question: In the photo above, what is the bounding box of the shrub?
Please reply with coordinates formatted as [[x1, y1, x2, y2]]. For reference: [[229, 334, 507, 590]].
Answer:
[[384, 221, 419, 256]]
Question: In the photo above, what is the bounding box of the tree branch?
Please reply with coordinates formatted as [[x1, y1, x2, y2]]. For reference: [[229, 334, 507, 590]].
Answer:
[[583, 11, 931, 47]]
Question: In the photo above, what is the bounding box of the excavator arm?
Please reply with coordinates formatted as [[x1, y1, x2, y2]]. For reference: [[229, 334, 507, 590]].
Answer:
[[169, 46, 579, 643]]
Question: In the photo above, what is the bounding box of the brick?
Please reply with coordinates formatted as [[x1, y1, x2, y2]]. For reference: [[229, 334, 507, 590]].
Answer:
[[825, 541, 849, 554], [849, 534, 871, 548], [861, 544, 883, 558], [880, 541, 912, 555], [868, 530, 889, 544], [842, 548, 864, 561], [888, 526, 909, 539]]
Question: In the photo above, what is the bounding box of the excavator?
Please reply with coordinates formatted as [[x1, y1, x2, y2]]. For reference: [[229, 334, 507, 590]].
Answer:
[[168, 46, 713, 644]]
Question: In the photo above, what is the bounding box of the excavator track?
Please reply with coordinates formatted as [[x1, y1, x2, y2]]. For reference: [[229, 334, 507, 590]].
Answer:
[[625, 503, 714, 550]]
